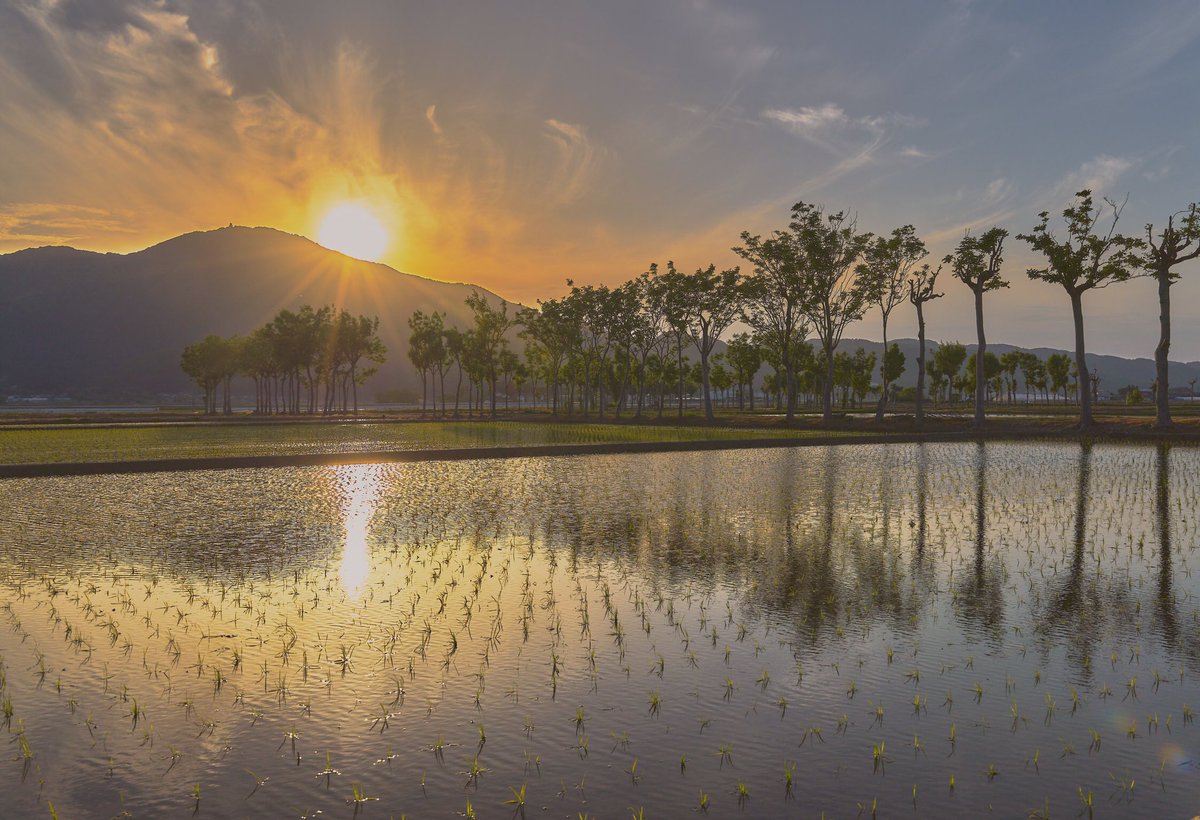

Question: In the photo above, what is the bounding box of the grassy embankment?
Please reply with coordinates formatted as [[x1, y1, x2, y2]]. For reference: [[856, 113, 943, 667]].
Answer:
[[2, 400, 1198, 470]]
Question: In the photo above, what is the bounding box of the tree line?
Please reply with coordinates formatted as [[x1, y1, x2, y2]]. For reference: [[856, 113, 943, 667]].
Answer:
[[409, 193, 1200, 429], [180, 306, 386, 414]]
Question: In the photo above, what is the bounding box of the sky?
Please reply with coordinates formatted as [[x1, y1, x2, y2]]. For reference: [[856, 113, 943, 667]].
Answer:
[[2, 0, 1200, 358]]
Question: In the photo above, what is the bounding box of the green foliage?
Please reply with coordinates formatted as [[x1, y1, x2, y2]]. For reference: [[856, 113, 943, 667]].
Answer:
[[180, 305, 385, 415], [881, 343, 906, 386], [947, 228, 1009, 294]]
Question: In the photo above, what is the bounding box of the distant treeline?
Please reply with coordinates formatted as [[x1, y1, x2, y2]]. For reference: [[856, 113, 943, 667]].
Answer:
[[408, 193, 1199, 428], [407, 301, 1110, 420], [180, 306, 385, 414]]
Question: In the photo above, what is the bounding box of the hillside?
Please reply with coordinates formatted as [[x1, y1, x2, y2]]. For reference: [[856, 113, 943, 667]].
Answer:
[[0, 227, 513, 399]]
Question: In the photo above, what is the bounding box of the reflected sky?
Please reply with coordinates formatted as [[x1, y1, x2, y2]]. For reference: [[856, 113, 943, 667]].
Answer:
[[333, 465, 384, 600]]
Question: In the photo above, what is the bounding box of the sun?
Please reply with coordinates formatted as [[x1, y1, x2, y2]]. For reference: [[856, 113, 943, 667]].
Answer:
[[317, 202, 389, 261]]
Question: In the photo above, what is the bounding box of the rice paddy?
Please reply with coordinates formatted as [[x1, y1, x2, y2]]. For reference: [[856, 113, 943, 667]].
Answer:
[[1, 441, 1198, 816], [0, 421, 837, 466]]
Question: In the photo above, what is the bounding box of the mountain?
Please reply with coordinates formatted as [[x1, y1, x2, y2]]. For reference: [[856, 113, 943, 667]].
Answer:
[[833, 338, 1200, 395], [0, 227, 514, 400]]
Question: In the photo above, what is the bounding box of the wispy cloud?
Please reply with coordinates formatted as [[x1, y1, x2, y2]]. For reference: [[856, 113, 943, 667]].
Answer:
[[1047, 155, 1134, 203], [541, 119, 607, 207], [0, 202, 137, 245], [762, 104, 925, 193]]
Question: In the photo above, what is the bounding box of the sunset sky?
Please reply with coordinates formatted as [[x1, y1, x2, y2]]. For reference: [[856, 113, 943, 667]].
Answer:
[[2, 0, 1200, 357]]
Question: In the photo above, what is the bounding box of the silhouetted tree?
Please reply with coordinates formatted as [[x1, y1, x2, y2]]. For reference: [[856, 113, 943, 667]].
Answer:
[[791, 202, 873, 423], [907, 263, 943, 427], [734, 230, 808, 421], [1018, 190, 1142, 429], [1140, 204, 1200, 427], [465, 291, 516, 418], [725, 333, 763, 410], [931, 341, 967, 403], [947, 228, 1008, 429], [1046, 352, 1072, 402], [858, 225, 926, 421], [678, 264, 743, 422]]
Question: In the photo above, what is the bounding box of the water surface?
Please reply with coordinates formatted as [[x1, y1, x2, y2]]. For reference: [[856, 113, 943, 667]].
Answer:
[[1, 442, 1197, 817]]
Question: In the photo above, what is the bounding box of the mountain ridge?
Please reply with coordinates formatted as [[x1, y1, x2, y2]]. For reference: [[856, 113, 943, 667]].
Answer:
[[0, 226, 514, 399]]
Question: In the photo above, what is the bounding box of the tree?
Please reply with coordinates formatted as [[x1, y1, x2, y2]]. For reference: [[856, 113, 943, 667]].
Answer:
[[947, 228, 1008, 429], [907, 263, 943, 427], [998, 350, 1024, 404], [519, 297, 579, 415], [932, 342, 967, 403], [678, 264, 743, 422], [1141, 204, 1200, 427], [725, 333, 763, 411], [791, 202, 873, 423], [1046, 352, 1072, 402], [657, 262, 693, 418], [181, 335, 237, 414], [734, 230, 809, 421], [337, 312, 386, 414], [857, 225, 926, 421], [407, 310, 443, 415], [465, 291, 516, 418], [1020, 353, 1047, 403], [963, 351, 1001, 402], [880, 343, 905, 405], [1018, 190, 1142, 429], [626, 265, 671, 418]]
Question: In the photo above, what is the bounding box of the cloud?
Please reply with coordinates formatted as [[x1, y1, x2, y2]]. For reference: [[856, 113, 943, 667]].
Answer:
[[763, 103, 848, 136], [762, 104, 924, 157], [425, 104, 443, 136], [542, 119, 607, 206], [761, 104, 925, 194], [0, 202, 138, 245], [1048, 155, 1134, 203], [1112, 2, 1200, 80]]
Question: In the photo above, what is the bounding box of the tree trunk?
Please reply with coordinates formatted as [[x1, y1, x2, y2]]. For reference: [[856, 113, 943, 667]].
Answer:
[[915, 301, 926, 429], [453, 363, 463, 417], [874, 318, 889, 423], [1155, 270, 1172, 427], [783, 340, 796, 423], [700, 343, 714, 422], [676, 337, 685, 419], [822, 341, 835, 423], [1071, 289, 1092, 429], [973, 287, 986, 430]]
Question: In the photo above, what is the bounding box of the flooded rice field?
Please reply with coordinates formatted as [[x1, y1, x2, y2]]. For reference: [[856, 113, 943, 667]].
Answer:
[[1, 441, 1198, 817]]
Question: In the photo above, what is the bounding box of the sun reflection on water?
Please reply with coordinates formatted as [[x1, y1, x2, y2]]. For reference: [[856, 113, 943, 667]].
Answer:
[[334, 464, 384, 599]]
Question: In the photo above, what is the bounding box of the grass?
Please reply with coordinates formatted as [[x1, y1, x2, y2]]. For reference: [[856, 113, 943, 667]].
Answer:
[[0, 420, 856, 466]]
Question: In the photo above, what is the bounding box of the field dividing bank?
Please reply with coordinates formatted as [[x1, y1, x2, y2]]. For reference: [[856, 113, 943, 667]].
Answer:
[[3, 417, 1200, 478], [1, 427, 1183, 478], [0, 432, 913, 478]]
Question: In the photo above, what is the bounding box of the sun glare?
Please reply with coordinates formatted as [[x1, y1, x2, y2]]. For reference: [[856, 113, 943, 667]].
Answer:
[[317, 202, 389, 261]]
